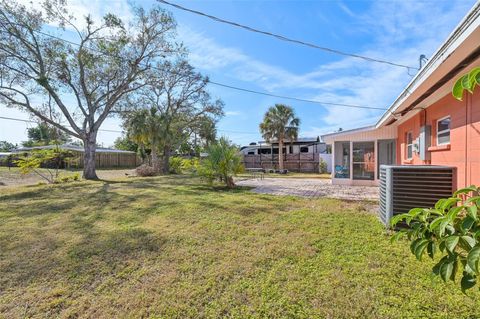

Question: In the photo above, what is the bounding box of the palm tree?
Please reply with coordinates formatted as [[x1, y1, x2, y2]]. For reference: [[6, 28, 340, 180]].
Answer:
[[124, 108, 163, 172], [259, 104, 300, 171]]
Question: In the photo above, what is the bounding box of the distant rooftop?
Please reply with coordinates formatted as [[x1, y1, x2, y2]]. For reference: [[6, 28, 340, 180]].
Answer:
[[257, 137, 321, 144]]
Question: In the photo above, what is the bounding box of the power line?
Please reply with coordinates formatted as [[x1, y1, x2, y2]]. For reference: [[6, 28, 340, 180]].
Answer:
[[208, 81, 387, 110], [158, 0, 418, 71], [30, 28, 388, 111]]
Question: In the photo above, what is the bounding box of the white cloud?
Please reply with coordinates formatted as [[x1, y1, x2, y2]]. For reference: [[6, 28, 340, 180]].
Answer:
[[178, 0, 474, 133], [18, 0, 133, 29], [225, 111, 242, 116]]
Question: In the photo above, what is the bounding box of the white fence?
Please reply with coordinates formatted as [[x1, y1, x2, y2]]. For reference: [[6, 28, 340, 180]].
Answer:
[[319, 153, 332, 173]]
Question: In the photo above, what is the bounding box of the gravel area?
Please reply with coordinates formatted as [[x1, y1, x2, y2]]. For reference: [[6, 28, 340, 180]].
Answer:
[[236, 177, 379, 201]]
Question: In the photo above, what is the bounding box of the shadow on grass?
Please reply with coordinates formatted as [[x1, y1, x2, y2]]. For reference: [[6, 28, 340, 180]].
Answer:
[[0, 175, 289, 290]]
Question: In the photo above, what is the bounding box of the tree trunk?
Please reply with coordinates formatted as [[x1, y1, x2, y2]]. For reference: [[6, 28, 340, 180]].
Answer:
[[225, 174, 235, 188], [83, 133, 99, 180], [278, 139, 284, 171], [151, 144, 160, 172], [162, 145, 170, 174]]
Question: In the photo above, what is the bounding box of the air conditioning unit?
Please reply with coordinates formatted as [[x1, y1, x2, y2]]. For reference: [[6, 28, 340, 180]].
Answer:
[[379, 165, 456, 226]]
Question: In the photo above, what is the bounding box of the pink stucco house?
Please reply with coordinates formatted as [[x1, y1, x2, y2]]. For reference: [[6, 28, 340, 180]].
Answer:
[[322, 2, 480, 188]]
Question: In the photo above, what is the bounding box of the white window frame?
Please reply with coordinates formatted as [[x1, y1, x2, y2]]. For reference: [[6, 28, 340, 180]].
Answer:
[[436, 116, 451, 146], [406, 131, 413, 160]]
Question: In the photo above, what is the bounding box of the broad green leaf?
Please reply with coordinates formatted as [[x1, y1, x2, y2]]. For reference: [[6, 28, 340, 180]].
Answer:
[[460, 236, 476, 249], [435, 198, 446, 210], [433, 256, 448, 275], [467, 205, 478, 221], [414, 239, 430, 261], [445, 236, 459, 253], [390, 213, 410, 227], [410, 238, 422, 255], [467, 246, 480, 274], [439, 240, 446, 253], [427, 241, 436, 259], [390, 231, 405, 243], [467, 67, 480, 92], [465, 196, 480, 205], [447, 206, 463, 221], [439, 219, 450, 237], [445, 224, 456, 235], [441, 197, 460, 211], [461, 273, 476, 294], [462, 72, 473, 92], [440, 260, 454, 282], [454, 185, 478, 197], [452, 75, 466, 100], [430, 216, 446, 232], [461, 216, 476, 233]]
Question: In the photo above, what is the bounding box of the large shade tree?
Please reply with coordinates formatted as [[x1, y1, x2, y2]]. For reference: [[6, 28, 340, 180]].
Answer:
[[0, 0, 179, 179], [126, 60, 224, 174], [259, 104, 300, 171]]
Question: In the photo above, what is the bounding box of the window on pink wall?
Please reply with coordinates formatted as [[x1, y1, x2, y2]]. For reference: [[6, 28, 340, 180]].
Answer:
[[406, 132, 413, 160], [436, 116, 451, 145]]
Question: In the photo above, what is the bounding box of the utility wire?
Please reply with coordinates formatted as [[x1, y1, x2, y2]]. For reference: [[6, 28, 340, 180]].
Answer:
[[157, 0, 418, 71], [208, 81, 387, 110], [27, 28, 388, 111]]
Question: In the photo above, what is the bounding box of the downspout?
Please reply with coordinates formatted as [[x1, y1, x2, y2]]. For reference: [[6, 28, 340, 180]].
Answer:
[[465, 94, 469, 188]]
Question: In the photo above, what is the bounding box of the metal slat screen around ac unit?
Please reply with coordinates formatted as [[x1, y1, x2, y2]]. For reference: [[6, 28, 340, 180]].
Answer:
[[378, 165, 455, 226]]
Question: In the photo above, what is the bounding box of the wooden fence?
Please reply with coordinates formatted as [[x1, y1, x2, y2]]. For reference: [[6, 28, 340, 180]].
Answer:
[[242, 153, 320, 172], [68, 151, 140, 168]]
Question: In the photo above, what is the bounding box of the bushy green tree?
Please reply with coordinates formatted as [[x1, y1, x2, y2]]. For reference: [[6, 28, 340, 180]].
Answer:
[[23, 123, 71, 146], [199, 137, 244, 188], [391, 186, 480, 293], [0, 0, 179, 179], [0, 141, 16, 152], [124, 60, 224, 174], [123, 108, 163, 172], [114, 136, 138, 152], [15, 148, 76, 184]]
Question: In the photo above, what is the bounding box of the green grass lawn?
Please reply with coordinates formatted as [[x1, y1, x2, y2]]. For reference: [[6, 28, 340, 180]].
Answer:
[[0, 175, 479, 318]]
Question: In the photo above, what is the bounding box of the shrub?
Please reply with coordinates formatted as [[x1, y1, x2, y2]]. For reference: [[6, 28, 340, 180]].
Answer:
[[135, 164, 157, 177], [181, 157, 200, 175], [169, 157, 183, 174], [319, 158, 328, 174], [391, 185, 480, 293], [199, 137, 244, 188], [55, 172, 81, 183], [14, 148, 75, 184]]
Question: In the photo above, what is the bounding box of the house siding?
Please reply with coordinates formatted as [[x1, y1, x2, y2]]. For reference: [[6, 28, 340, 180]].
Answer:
[[396, 89, 480, 188]]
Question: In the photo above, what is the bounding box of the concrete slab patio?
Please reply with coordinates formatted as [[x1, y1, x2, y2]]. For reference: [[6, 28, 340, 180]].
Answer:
[[236, 178, 379, 201]]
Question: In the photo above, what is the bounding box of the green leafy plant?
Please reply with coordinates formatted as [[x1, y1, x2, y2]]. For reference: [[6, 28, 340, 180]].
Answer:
[[199, 137, 244, 188], [181, 157, 200, 175], [390, 185, 480, 293], [55, 172, 81, 183], [168, 157, 184, 174], [319, 158, 328, 174], [14, 148, 76, 184], [452, 66, 480, 100]]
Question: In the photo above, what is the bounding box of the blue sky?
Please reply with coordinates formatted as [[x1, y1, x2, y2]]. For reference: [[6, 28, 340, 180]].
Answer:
[[0, 0, 476, 147]]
